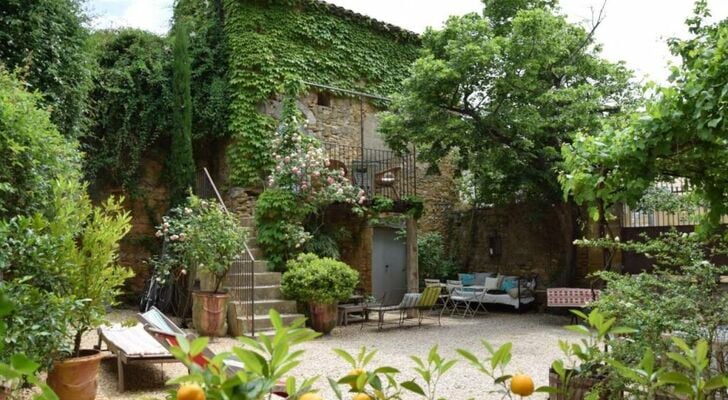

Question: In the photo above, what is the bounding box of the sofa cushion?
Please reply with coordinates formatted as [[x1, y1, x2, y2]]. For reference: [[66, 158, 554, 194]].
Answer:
[[458, 273, 475, 286], [473, 272, 493, 286], [484, 277, 499, 290]]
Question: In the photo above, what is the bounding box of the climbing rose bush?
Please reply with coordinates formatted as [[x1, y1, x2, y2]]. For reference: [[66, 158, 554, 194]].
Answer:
[[267, 116, 366, 211]]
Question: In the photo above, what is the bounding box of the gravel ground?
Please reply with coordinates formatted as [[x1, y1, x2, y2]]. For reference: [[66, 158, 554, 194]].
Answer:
[[25, 308, 579, 400]]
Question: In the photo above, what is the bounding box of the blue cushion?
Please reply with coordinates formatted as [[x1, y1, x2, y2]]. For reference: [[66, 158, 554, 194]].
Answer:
[[501, 278, 518, 291], [458, 273, 475, 286]]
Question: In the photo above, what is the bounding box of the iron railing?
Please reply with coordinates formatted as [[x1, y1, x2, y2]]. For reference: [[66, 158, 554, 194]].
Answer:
[[622, 179, 728, 228], [195, 168, 256, 337], [323, 142, 416, 202]]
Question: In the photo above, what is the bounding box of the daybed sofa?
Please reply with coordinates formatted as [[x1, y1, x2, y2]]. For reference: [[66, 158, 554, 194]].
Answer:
[[459, 272, 536, 310]]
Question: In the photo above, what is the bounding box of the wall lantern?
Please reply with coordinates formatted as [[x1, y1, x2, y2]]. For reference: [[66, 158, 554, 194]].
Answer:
[[488, 231, 502, 258]]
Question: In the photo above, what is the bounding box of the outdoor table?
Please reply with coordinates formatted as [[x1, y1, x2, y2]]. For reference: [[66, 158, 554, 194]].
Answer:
[[337, 303, 369, 325]]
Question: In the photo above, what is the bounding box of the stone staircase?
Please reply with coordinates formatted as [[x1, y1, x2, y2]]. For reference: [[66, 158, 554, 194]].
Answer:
[[225, 216, 304, 336]]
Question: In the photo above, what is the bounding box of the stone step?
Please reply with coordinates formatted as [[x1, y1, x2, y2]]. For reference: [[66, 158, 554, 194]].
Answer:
[[227, 285, 282, 301], [228, 260, 269, 274], [246, 237, 258, 248], [234, 313, 304, 334], [248, 247, 263, 259], [230, 299, 298, 315], [224, 271, 281, 286], [240, 217, 255, 228]]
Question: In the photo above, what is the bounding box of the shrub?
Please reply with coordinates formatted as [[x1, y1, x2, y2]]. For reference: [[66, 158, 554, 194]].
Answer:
[[0, 69, 81, 220], [184, 196, 247, 293], [281, 253, 359, 305], [418, 232, 459, 282]]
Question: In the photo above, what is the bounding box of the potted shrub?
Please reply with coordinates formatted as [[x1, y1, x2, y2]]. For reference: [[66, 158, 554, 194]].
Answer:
[[281, 253, 359, 334], [43, 184, 133, 400], [0, 181, 132, 400], [181, 196, 247, 336], [546, 309, 634, 400]]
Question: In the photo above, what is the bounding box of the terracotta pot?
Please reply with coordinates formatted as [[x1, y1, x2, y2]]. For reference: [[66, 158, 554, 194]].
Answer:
[[309, 302, 337, 334], [0, 386, 10, 400], [46, 349, 103, 400], [548, 368, 618, 400], [192, 291, 229, 336]]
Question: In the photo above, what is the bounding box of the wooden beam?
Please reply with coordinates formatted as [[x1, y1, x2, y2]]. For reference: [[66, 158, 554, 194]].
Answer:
[[406, 217, 419, 294]]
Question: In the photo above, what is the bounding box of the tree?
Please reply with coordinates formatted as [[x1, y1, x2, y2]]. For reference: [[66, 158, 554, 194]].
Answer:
[[169, 22, 196, 205], [561, 0, 728, 233], [380, 0, 636, 283], [0, 0, 92, 138]]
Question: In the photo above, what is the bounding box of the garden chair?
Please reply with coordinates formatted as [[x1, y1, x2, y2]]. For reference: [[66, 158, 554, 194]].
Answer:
[[404, 286, 443, 327], [365, 293, 418, 330], [467, 287, 490, 316], [138, 307, 288, 396], [424, 278, 448, 309], [95, 323, 179, 392], [138, 307, 243, 373], [445, 280, 475, 317]]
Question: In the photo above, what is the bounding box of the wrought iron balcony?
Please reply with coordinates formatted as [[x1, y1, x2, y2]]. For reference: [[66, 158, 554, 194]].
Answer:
[[323, 142, 416, 205]]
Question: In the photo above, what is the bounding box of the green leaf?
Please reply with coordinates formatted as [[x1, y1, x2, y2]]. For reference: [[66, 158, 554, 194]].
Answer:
[[188, 337, 209, 357], [10, 353, 40, 375], [401, 380, 426, 396], [333, 348, 357, 367]]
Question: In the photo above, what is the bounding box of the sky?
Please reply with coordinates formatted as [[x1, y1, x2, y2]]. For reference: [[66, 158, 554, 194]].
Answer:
[[88, 0, 728, 83]]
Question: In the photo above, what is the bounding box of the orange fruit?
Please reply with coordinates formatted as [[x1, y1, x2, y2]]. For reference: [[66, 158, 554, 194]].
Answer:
[[347, 368, 365, 388], [510, 374, 535, 396], [353, 394, 372, 400], [177, 383, 205, 400], [299, 393, 324, 400]]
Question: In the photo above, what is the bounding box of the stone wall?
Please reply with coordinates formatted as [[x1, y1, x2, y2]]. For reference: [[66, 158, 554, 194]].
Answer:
[[445, 204, 568, 287], [90, 151, 170, 301]]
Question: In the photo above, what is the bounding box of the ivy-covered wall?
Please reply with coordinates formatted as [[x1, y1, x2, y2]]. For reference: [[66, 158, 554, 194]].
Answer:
[[221, 0, 421, 187]]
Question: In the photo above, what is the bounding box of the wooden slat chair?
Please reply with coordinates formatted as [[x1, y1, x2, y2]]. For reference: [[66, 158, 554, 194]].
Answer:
[[137, 307, 289, 397], [408, 286, 443, 326], [95, 324, 179, 392], [424, 278, 448, 309]]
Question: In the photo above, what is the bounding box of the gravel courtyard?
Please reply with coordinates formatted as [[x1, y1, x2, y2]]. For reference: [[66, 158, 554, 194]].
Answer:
[[76, 308, 579, 400]]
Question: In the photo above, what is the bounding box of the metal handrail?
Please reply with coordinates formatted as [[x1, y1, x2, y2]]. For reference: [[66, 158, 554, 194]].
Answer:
[[198, 168, 256, 337]]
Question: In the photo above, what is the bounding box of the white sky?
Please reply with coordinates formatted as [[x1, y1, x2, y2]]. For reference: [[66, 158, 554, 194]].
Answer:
[[88, 0, 728, 83]]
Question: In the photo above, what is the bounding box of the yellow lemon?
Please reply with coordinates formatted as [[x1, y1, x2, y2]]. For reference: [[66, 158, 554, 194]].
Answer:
[[347, 368, 365, 388], [353, 393, 373, 400], [299, 392, 324, 400], [177, 383, 205, 400], [510, 374, 535, 396]]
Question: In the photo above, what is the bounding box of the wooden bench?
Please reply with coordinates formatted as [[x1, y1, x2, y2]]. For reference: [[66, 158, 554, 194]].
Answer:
[[338, 303, 369, 325], [96, 324, 180, 392]]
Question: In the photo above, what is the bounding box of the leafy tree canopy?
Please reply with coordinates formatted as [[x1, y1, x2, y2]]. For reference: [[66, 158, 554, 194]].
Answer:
[[0, 0, 92, 138], [381, 0, 636, 206], [561, 1, 728, 230]]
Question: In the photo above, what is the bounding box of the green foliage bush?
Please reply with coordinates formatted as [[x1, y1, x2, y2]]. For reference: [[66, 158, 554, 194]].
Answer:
[[84, 29, 172, 190], [0, 0, 91, 138], [256, 188, 314, 270], [0, 69, 82, 220], [281, 253, 359, 305], [418, 232, 459, 282], [184, 197, 247, 293]]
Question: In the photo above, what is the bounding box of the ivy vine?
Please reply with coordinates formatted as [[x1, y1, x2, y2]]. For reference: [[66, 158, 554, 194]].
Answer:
[[222, 0, 420, 187]]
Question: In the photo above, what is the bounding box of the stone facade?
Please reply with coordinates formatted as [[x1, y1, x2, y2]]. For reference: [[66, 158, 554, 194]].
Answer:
[[445, 204, 568, 287]]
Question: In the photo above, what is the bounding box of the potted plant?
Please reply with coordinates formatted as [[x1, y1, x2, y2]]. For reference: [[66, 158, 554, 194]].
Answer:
[[546, 309, 635, 400], [181, 196, 247, 336], [281, 253, 359, 334], [40, 184, 133, 400]]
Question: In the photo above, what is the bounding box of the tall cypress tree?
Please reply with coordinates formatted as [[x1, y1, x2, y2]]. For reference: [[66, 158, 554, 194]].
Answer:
[[169, 22, 195, 205]]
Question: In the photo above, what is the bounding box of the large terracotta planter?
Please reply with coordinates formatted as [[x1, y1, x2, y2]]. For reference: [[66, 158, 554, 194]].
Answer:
[[548, 368, 617, 400], [309, 302, 337, 334], [0, 386, 10, 400], [192, 291, 229, 336], [46, 349, 103, 400]]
